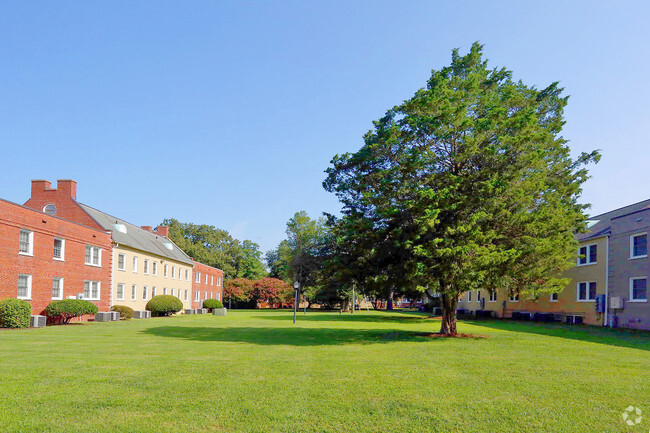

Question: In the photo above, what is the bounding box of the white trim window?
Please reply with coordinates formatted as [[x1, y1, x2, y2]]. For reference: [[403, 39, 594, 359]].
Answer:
[[163, 287, 168, 295], [131, 284, 137, 300], [84, 280, 101, 300], [17, 274, 32, 299], [577, 281, 597, 302], [116, 283, 125, 301], [171, 288, 175, 297], [19, 230, 33, 255], [144, 259, 150, 275], [133, 257, 138, 273], [164, 264, 168, 278], [217, 293, 221, 301], [53, 238, 65, 261], [211, 275, 214, 285], [204, 291, 208, 299], [171, 266, 175, 279], [185, 270, 189, 281], [85, 246, 101, 267], [550, 292, 559, 302], [630, 233, 648, 259], [195, 272, 200, 283], [184, 290, 188, 301], [476, 290, 481, 302], [629, 277, 647, 302], [117, 253, 126, 271], [143, 285, 148, 300], [52, 277, 63, 300], [151, 286, 157, 297], [153, 261, 158, 276], [217, 277, 221, 287], [577, 244, 597, 266], [509, 292, 519, 302], [488, 291, 497, 302], [205, 274, 208, 284], [467, 291, 472, 302], [194, 291, 200, 301]]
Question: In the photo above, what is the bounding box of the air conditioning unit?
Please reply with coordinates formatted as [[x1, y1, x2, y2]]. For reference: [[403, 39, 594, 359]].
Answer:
[[565, 315, 584, 325], [133, 310, 151, 319], [30, 315, 47, 328], [184, 309, 196, 315], [110, 311, 120, 321], [610, 297, 624, 309], [95, 312, 112, 322], [76, 293, 84, 300]]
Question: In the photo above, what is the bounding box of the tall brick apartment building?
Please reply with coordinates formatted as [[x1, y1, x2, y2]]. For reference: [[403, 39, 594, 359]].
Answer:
[[0, 199, 112, 314], [192, 260, 224, 308]]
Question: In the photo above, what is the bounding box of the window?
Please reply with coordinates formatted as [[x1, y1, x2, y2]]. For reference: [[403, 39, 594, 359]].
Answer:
[[17, 274, 32, 299], [467, 292, 472, 302], [194, 291, 200, 301], [117, 283, 125, 300], [577, 281, 597, 301], [578, 244, 597, 265], [509, 292, 519, 302], [204, 291, 207, 299], [630, 233, 648, 259], [171, 288, 175, 297], [205, 274, 208, 284], [185, 269, 189, 281], [164, 264, 168, 278], [131, 285, 137, 300], [84, 280, 100, 300], [477, 291, 481, 302], [144, 259, 150, 274], [488, 291, 497, 302], [143, 286, 148, 300], [195, 272, 200, 283], [163, 287, 167, 295], [52, 277, 63, 300], [153, 261, 158, 276], [133, 257, 138, 273], [152, 286, 157, 297], [19, 230, 33, 255], [217, 277, 221, 287], [211, 275, 214, 285], [217, 293, 221, 301], [630, 277, 647, 302], [117, 253, 126, 270], [85, 246, 101, 266], [550, 292, 559, 302], [53, 238, 65, 260], [184, 290, 188, 301], [171, 266, 175, 279]]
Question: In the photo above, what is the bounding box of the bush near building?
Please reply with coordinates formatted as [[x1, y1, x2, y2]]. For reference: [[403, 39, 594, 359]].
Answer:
[[44, 299, 99, 325], [111, 305, 135, 320], [202, 299, 224, 312], [146, 295, 183, 317], [0, 298, 31, 328]]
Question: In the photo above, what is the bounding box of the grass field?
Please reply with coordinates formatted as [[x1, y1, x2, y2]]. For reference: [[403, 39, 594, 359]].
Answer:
[[0, 309, 648, 433]]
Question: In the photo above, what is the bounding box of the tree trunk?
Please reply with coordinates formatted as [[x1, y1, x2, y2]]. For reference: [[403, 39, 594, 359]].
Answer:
[[440, 293, 458, 336]]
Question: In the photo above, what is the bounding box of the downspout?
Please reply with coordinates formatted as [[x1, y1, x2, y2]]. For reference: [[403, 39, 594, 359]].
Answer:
[[110, 241, 119, 310], [604, 235, 609, 327]]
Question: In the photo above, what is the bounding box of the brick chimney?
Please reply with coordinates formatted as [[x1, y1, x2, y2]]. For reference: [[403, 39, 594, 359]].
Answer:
[[141, 226, 153, 232], [31, 180, 52, 196], [156, 226, 169, 237], [57, 179, 77, 200]]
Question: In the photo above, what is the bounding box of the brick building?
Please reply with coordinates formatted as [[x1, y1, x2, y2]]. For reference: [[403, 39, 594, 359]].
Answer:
[[0, 198, 112, 315], [192, 260, 224, 308]]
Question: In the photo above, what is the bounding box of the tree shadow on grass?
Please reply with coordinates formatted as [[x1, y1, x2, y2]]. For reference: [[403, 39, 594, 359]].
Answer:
[[142, 326, 465, 346], [464, 319, 650, 351], [253, 310, 434, 324]]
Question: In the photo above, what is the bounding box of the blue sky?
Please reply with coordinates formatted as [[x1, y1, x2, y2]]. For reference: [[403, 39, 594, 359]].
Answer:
[[1, 1, 648, 254]]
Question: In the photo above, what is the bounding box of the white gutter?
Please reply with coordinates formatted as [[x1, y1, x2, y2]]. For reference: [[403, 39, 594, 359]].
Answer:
[[604, 235, 609, 327]]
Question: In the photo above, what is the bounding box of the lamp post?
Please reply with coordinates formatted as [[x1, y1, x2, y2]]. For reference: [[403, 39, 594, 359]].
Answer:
[[293, 281, 300, 324]]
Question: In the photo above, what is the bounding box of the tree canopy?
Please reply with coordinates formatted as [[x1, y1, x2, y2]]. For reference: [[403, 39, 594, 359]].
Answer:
[[324, 42, 599, 335]]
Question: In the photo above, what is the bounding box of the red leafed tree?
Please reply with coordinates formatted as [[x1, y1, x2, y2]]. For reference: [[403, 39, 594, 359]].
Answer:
[[252, 278, 292, 305], [224, 278, 254, 302]]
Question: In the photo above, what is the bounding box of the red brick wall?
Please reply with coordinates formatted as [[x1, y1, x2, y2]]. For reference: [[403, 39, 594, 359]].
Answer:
[[23, 179, 102, 230], [191, 261, 224, 308], [0, 199, 112, 316]]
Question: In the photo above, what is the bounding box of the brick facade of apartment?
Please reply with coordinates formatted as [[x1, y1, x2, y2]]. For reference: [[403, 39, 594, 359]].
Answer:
[[192, 261, 224, 308]]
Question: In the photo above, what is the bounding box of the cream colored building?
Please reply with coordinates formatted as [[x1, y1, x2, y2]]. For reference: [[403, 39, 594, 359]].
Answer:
[[80, 204, 194, 311]]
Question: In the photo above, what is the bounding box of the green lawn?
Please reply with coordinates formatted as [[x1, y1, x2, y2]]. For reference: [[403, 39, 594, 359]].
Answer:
[[0, 310, 648, 433]]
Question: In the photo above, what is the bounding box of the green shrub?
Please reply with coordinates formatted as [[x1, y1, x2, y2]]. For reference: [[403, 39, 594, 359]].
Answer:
[[0, 298, 31, 328], [111, 305, 134, 320], [44, 299, 99, 325], [203, 299, 224, 312], [146, 295, 183, 317]]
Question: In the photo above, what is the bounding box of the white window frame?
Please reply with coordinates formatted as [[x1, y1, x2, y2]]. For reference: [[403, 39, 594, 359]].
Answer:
[[53, 237, 65, 261], [629, 277, 648, 302], [509, 292, 519, 302], [133, 256, 138, 273], [488, 291, 497, 302], [211, 275, 214, 285], [630, 233, 648, 259], [171, 288, 175, 297], [164, 264, 168, 278], [171, 266, 175, 279], [184, 290, 188, 301], [17, 274, 32, 299], [195, 272, 200, 283], [84, 280, 101, 300], [85, 246, 102, 267], [476, 290, 481, 302], [217, 277, 221, 287], [152, 286, 157, 297], [576, 281, 597, 302], [143, 285, 148, 300], [185, 269, 189, 281], [52, 277, 64, 300], [18, 229, 34, 256], [194, 291, 200, 301], [153, 261, 158, 276], [144, 259, 150, 275], [549, 292, 559, 302], [116, 283, 125, 301], [467, 291, 472, 302], [117, 253, 126, 271], [205, 274, 208, 284], [131, 284, 137, 300], [163, 287, 167, 295], [217, 293, 221, 301], [577, 243, 597, 266]]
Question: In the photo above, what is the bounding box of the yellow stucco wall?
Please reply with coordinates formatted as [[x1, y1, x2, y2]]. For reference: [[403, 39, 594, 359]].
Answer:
[[461, 236, 608, 326], [111, 245, 193, 311]]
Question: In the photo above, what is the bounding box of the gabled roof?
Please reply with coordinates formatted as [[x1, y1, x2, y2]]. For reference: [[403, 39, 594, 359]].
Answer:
[[78, 203, 193, 265], [578, 198, 650, 241]]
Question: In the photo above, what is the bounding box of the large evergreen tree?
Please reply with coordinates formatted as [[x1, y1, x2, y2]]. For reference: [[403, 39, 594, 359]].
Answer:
[[324, 43, 599, 335]]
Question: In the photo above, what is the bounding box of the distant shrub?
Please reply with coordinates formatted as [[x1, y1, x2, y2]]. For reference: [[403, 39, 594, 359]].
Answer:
[[44, 299, 99, 325], [111, 305, 134, 320], [0, 298, 31, 328], [146, 295, 183, 317], [203, 299, 224, 312]]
